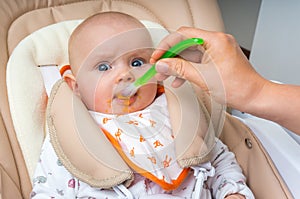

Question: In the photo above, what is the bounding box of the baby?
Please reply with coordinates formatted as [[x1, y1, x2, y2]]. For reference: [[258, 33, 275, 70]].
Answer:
[[31, 12, 254, 199]]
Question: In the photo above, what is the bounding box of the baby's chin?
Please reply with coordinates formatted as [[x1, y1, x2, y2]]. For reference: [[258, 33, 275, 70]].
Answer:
[[108, 98, 152, 115], [92, 101, 148, 115], [109, 91, 156, 114]]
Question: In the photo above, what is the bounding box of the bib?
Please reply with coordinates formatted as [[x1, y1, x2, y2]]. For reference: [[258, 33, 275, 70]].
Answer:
[[90, 94, 189, 191]]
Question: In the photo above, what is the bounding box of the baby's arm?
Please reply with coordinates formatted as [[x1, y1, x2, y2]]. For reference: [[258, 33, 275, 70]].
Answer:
[[30, 135, 78, 198], [206, 138, 254, 199]]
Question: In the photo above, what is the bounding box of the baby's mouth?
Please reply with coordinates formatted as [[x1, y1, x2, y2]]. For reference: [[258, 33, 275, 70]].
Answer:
[[114, 90, 138, 106]]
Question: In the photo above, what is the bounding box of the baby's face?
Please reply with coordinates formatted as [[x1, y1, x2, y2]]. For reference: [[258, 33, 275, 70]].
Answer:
[[73, 26, 157, 114]]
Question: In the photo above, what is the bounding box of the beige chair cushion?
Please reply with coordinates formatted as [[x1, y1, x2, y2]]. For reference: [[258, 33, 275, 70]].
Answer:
[[0, 0, 293, 198], [6, 20, 82, 181]]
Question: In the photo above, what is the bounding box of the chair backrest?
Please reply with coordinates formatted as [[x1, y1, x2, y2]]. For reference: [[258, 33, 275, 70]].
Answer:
[[0, 0, 293, 198]]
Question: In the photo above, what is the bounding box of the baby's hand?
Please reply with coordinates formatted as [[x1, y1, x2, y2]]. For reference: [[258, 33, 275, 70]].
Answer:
[[224, 193, 246, 199]]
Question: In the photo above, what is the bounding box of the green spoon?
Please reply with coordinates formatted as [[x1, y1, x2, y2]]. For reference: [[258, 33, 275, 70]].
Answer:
[[122, 38, 204, 96]]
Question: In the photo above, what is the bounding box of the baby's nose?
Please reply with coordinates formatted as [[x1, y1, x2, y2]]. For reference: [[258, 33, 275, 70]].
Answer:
[[116, 72, 135, 83]]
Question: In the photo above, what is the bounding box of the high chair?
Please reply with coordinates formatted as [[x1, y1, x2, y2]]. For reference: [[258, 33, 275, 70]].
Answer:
[[0, 0, 295, 198]]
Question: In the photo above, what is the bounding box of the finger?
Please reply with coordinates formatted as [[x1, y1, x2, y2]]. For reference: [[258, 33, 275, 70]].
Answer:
[[156, 58, 199, 82], [178, 47, 203, 63], [155, 60, 178, 76], [171, 77, 186, 88], [154, 73, 169, 81]]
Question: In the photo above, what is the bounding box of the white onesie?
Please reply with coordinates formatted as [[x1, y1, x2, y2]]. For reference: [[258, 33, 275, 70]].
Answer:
[[31, 94, 254, 199]]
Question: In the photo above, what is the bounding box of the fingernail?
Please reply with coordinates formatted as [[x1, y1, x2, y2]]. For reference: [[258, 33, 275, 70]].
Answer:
[[156, 61, 169, 73]]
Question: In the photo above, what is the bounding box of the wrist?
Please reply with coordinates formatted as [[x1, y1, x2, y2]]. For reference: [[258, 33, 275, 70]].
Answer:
[[228, 73, 268, 113], [242, 80, 281, 121]]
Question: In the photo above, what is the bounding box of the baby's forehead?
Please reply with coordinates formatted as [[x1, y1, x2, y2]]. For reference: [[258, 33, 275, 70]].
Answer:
[[93, 46, 153, 59], [79, 26, 152, 54], [69, 13, 153, 71]]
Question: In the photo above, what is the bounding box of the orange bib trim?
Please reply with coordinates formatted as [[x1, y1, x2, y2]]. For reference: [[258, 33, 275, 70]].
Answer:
[[101, 128, 190, 191]]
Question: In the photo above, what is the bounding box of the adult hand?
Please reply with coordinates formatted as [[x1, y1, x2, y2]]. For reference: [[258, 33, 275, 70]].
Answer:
[[151, 27, 300, 135], [150, 26, 267, 109]]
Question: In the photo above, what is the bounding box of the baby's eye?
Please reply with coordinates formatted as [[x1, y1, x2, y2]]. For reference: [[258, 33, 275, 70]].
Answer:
[[97, 63, 112, 71], [131, 58, 145, 67]]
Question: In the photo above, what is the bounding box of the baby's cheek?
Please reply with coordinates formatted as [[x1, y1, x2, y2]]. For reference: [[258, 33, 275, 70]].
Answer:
[[139, 87, 157, 107], [93, 96, 111, 113], [93, 81, 112, 113], [104, 99, 113, 113]]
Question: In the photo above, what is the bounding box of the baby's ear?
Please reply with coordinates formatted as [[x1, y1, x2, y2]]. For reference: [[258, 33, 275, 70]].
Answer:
[[64, 74, 80, 96]]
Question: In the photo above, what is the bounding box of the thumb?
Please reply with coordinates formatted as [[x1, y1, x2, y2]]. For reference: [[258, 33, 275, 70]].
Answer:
[[156, 58, 201, 84]]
